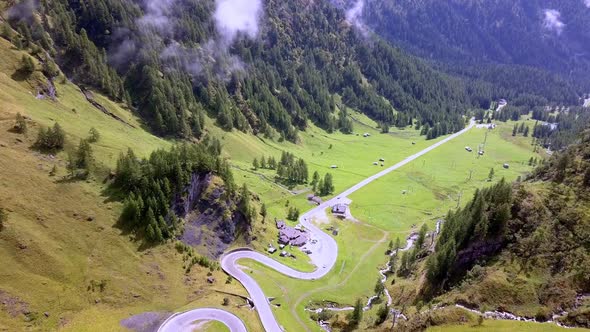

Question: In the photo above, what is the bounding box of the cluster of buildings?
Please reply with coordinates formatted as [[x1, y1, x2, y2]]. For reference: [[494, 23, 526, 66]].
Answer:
[[276, 220, 309, 247]]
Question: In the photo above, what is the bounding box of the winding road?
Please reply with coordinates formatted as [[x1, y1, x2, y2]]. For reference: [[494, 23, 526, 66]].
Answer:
[[158, 120, 475, 332]]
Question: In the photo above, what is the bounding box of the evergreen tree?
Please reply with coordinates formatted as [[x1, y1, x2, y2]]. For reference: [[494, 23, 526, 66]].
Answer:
[[252, 158, 259, 170], [350, 298, 363, 326], [260, 203, 267, 220], [75, 139, 93, 170], [374, 278, 385, 297], [260, 156, 266, 169], [395, 237, 401, 251], [317, 178, 324, 196], [375, 304, 389, 325], [66, 152, 76, 177], [88, 127, 100, 143], [488, 167, 495, 181], [512, 123, 518, 136], [21, 55, 35, 75], [322, 173, 335, 195], [416, 224, 428, 249]]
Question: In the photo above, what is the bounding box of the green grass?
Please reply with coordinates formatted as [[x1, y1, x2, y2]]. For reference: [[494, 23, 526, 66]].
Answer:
[[0, 37, 258, 331], [0, 33, 558, 332], [222, 120, 545, 331], [237, 218, 390, 332], [349, 121, 544, 232], [200, 320, 230, 332], [427, 319, 588, 332]]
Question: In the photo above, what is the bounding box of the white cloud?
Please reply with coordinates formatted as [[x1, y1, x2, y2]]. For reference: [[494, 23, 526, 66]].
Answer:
[[345, 0, 369, 36], [214, 0, 263, 46], [543, 9, 565, 35], [137, 0, 176, 34], [584, 0, 590, 8]]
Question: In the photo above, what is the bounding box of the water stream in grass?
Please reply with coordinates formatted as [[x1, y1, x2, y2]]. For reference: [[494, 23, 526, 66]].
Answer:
[[306, 232, 420, 331]]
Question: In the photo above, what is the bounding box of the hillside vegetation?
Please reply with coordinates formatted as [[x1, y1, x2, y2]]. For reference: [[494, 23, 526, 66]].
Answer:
[[382, 130, 590, 331], [360, 0, 590, 91], [0, 30, 267, 331]]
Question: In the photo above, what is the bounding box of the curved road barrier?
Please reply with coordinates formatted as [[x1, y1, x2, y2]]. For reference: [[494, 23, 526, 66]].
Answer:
[[158, 120, 475, 332]]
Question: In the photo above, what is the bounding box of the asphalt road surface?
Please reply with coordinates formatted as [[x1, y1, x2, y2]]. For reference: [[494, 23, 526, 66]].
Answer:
[[158, 119, 475, 332]]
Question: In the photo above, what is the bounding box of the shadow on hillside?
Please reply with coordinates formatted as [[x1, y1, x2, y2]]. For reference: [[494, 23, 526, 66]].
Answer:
[[11, 69, 31, 82]]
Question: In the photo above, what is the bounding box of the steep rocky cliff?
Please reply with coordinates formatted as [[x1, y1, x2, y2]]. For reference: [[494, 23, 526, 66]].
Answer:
[[173, 173, 250, 258]]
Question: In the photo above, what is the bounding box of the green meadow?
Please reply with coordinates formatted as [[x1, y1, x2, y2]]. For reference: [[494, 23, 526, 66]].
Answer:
[[228, 119, 546, 332]]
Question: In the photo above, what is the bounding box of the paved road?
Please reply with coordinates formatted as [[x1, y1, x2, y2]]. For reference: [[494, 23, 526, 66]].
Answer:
[[158, 119, 475, 332], [158, 308, 247, 332]]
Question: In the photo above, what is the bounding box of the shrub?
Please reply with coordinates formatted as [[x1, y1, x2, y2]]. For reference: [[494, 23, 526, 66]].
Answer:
[[13, 113, 27, 134], [0, 207, 7, 232], [21, 55, 35, 74], [87, 127, 100, 143], [35, 123, 65, 151]]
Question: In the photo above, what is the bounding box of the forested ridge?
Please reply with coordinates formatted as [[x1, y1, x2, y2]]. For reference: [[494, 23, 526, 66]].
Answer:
[[417, 131, 590, 327], [3, 0, 582, 145], [359, 0, 590, 93]]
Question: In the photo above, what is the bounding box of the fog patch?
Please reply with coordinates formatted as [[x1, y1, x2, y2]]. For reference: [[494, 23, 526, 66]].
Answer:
[[543, 9, 565, 35]]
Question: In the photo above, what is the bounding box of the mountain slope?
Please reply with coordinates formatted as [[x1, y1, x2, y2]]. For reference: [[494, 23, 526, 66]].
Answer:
[[0, 34, 263, 331], [360, 0, 590, 90], [417, 131, 590, 328]]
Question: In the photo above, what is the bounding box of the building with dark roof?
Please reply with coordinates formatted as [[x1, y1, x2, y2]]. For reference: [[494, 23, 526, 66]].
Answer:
[[332, 204, 347, 216]]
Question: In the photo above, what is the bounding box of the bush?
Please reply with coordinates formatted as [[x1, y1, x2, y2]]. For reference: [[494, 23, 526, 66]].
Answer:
[[318, 310, 333, 321], [87, 127, 100, 143], [375, 304, 389, 325], [222, 297, 230, 306], [535, 307, 551, 322], [13, 113, 27, 134], [21, 55, 35, 74], [0, 208, 7, 232], [35, 123, 65, 151]]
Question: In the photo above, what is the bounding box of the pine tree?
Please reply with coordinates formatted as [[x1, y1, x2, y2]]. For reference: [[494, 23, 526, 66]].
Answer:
[[376, 304, 389, 325], [252, 158, 259, 170], [260, 156, 266, 169], [523, 125, 529, 137], [488, 168, 495, 181], [260, 203, 267, 220], [311, 171, 320, 187], [76, 139, 93, 170], [512, 123, 518, 136], [374, 278, 385, 297], [88, 127, 100, 143], [66, 152, 76, 177], [322, 173, 334, 195], [416, 224, 428, 249], [317, 178, 324, 196], [351, 298, 363, 326], [21, 55, 35, 75]]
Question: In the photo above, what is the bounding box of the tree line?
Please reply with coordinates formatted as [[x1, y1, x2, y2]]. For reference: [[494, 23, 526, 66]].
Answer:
[[116, 141, 235, 243]]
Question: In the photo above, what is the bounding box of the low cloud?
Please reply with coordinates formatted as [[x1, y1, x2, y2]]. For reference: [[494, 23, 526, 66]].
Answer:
[[214, 0, 263, 46], [160, 41, 246, 80], [137, 0, 176, 35], [543, 9, 565, 35], [5, 0, 37, 23], [345, 0, 369, 36], [109, 0, 262, 81]]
